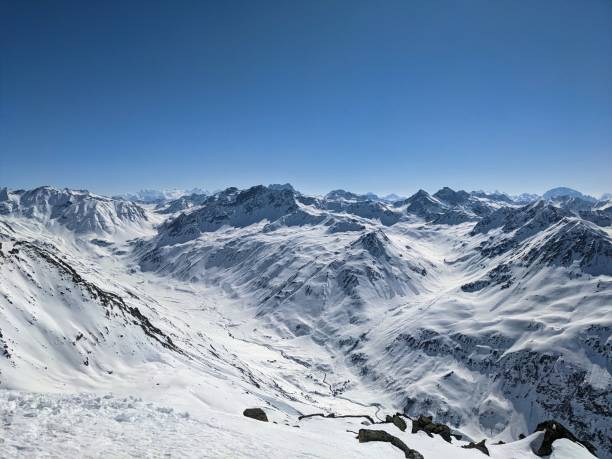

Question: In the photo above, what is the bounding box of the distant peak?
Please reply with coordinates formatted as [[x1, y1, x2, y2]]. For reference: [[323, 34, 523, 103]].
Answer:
[[543, 187, 596, 202], [381, 193, 405, 202], [433, 187, 470, 205], [410, 189, 431, 199], [268, 183, 295, 192], [324, 189, 365, 201]]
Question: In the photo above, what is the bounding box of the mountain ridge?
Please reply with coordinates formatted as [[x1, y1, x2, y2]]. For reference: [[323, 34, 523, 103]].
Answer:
[[0, 183, 610, 458]]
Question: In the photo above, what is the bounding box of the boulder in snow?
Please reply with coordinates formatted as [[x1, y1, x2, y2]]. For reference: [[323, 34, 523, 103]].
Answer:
[[243, 408, 268, 422]]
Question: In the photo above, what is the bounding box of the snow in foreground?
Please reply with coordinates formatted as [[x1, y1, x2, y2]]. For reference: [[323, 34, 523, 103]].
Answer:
[[0, 391, 596, 459]]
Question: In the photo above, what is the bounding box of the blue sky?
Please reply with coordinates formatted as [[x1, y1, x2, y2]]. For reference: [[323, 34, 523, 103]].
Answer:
[[1, 0, 611, 197]]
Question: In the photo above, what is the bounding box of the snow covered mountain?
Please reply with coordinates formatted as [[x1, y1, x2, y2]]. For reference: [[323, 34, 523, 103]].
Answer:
[[512, 192, 541, 204], [116, 187, 208, 203], [543, 187, 597, 203], [0, 184, 609, 458], [0, 186, 148, 235]]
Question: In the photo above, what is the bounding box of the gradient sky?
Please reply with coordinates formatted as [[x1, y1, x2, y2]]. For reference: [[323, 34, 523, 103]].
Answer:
[[1, 0, 611, 197]]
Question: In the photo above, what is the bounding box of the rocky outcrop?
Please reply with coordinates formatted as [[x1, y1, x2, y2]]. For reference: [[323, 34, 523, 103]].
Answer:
[[243, 408, 268, 422], [351, 231, 392, 260], [385, 413, 407, 432], [461, 263, 512, 292], [357, 429, 424, 459], [532, 420, 597, 457], [387, 327, 611, 454], [461, 439, 489, 455], [411, 415, 452, 442]]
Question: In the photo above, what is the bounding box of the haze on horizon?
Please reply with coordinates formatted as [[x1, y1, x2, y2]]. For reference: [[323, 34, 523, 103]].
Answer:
[[1, 1, 611, 197]]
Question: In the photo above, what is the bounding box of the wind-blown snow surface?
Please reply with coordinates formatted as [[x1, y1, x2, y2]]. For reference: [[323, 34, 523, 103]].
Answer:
[[0, 185, 609, 458]]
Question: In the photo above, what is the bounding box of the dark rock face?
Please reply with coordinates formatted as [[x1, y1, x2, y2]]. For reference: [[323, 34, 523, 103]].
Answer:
[[243, 408, 268, 422], [342, 201, 401, 226], [398, 190, 448, 220], [0, 327, 11, 358], [533, 420, 597, 457], [17, 241, 180, 353], [433, 187, 471, 206], [411, 415, 452, 443], [461, 263, 512, 292], [523, 219, 612, 276], [397, 187, 506, 225], [580, 209, 612, 227], [351, 231, 392, 259], [388, 327, 611, 454], [324, 189, 366, 201], [158, 185, 299, 244], [461, 439, 489, 455], [385, 413, 407, 432], [358, 429, 424, 459], [472, 201, 570, 236]]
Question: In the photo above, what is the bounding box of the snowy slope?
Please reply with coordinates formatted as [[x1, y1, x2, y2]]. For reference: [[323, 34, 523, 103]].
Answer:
[[0, 186, 149, 236], [0, 391, 597, 458], [0, 184, 610, 458]]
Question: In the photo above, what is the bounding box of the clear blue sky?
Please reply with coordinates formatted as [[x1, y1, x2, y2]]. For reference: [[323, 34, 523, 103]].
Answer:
[[1, 0, 611, 197]]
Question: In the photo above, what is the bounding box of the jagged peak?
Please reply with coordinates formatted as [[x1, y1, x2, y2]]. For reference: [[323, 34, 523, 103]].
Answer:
[[393, 190, 447, 216], [325, 189, 365, 201], [470, 190, 514, 204], [235, 184, 295, 203], [409, 189, 432, 200], [433, 187, 470, 205], [522, 217, 612, 275], [157, 185, 300, 243], [1, 185, 147, 234], [351, 230, 392, 258], [545, 215, 607, 236], [472, 200, 571, 235], [19, 186, 113, 204], [268, 183, 295, 192]]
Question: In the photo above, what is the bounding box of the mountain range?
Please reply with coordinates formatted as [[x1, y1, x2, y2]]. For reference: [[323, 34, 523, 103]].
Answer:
[[0, 184, 610, 458]]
